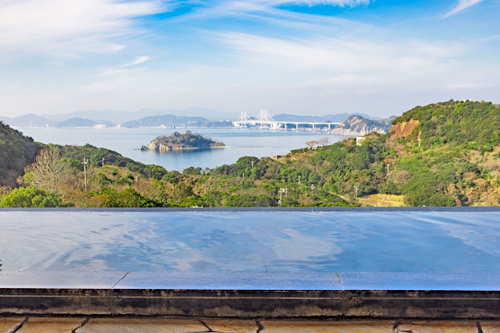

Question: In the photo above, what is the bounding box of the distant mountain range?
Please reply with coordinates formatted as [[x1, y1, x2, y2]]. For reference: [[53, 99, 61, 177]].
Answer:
[[0, 109, 384, 128], [0, 114, 55, 127], [273, 113, 381, 122], [41, 107, 238, 123], [121, 115, 233, 128], [0, 114, 115, 128]]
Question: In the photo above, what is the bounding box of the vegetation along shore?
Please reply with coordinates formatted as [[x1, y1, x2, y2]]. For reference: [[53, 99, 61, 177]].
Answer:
[[0, 100, 499, 208]]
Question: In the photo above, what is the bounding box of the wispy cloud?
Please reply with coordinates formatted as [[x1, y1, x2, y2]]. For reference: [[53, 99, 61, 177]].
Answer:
[[215, 32, 463, 76], [183, 0, 370, 21], [124, 56, 151, 67], [444, 0, 484, 17], [0, 0, 167, 57], [248, 0, 370, 7]]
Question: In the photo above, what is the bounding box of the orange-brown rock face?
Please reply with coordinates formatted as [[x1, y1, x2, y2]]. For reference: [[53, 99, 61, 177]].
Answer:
[[390, 119, 420, 139]]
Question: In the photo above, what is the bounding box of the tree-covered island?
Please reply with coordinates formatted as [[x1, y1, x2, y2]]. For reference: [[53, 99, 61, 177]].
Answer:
[[140, 131, 225, 152], [0, 100, 499, 208]]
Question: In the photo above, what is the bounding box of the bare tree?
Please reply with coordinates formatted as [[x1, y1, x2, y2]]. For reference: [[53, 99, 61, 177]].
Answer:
[[319, 137, 330, 146], [24, 147, 70, 195], [305, 140, 318, 149]]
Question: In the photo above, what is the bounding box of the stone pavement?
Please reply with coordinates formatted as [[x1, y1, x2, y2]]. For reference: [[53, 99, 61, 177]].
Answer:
[[1, 317, 500, 332]]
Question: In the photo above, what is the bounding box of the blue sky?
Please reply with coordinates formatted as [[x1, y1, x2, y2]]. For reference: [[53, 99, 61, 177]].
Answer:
[[0, 0, 498, 118]]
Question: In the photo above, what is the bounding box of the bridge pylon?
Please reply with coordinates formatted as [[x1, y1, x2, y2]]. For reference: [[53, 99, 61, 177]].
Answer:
[[257, 110, 275, 122], [237, 112, 249, 122]]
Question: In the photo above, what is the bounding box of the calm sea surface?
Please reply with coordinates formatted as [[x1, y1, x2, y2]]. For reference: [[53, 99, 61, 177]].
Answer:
[[1, 211, 499, 273], [17, 127, 344, 171]]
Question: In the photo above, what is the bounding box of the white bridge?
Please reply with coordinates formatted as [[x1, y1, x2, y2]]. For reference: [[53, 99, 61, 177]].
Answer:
[[233, 110, 340, 131]]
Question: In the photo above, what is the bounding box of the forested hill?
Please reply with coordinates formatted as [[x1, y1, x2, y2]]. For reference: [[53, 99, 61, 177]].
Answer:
[[391, 100, 500, 149], [283, 100, 500, 207], [0, 122, 39, 186]]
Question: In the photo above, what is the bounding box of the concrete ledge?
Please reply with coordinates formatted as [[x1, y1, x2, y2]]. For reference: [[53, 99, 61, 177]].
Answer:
[[2, 206, 500, 212], [1, 288, 500, 319], [1, 272, 500, 319]]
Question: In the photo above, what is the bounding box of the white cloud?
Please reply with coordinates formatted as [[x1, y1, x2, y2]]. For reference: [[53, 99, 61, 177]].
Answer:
[[444, 0, 484, 17], [0, 0, 167, 57], [215, 32, 463, 78], [124, 56, 151, 66]]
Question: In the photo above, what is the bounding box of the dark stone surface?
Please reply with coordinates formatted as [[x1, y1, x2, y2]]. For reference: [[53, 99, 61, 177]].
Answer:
[[1, 288, 500, 319]]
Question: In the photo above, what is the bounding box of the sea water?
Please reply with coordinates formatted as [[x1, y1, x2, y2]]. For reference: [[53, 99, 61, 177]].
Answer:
[[17, 127, 344, 171]]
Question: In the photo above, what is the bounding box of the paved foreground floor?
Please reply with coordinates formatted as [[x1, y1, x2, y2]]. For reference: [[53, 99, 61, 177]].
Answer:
[[2, 317, 500, 332]]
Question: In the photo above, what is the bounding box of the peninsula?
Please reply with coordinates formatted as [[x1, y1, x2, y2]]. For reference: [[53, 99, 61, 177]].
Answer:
[[140, 131, 225, 152]]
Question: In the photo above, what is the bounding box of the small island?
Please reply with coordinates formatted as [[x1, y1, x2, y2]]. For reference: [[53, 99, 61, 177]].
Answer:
[[140, 131, 225, 152]]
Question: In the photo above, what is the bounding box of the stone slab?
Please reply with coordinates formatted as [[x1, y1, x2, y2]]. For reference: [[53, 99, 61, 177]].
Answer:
[[480, 321, 500, 332], [203, 319, 258, 332], [76, 318, 209, 333], [261, 320, 395, 332], [0, 317, 26, 333], [395, 321, 478, 333], [17, 317, 85, 333]]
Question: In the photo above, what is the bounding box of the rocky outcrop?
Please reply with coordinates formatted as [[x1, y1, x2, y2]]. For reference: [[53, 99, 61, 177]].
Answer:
[[330, 115, 395, 136], [390, 119, 420, 139]]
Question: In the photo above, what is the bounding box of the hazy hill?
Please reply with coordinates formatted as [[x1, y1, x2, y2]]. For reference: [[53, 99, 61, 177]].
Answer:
[[0, 114, 54, 127], [121, 115, 206, 128], [121, 115, 233, 128], [330, 115, 396, 136], [273, 113, 381, 122], [56, 118, 115, 128], [42, 107, 238, 123], [0, 114, 115, 128]]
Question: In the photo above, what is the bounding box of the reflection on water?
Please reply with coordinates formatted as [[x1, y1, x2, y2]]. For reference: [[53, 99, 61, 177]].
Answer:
[[1, 211, 500, 273]]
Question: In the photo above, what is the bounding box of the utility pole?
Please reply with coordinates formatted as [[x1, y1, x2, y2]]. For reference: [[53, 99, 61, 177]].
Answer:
[[82, 158, 88, 191], [310, 184, 315, 196], [354, 186, 359, 198], [279, 188, 288, 205]]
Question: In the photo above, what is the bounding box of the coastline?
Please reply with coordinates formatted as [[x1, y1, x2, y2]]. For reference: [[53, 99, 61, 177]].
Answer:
[[136, 145, 266, 151]]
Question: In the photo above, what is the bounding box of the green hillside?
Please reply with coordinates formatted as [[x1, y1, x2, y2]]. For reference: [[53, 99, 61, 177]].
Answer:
[[394, 100, 500, 149], [0, 122, 39, 186], [1, 100, 499, 208]]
